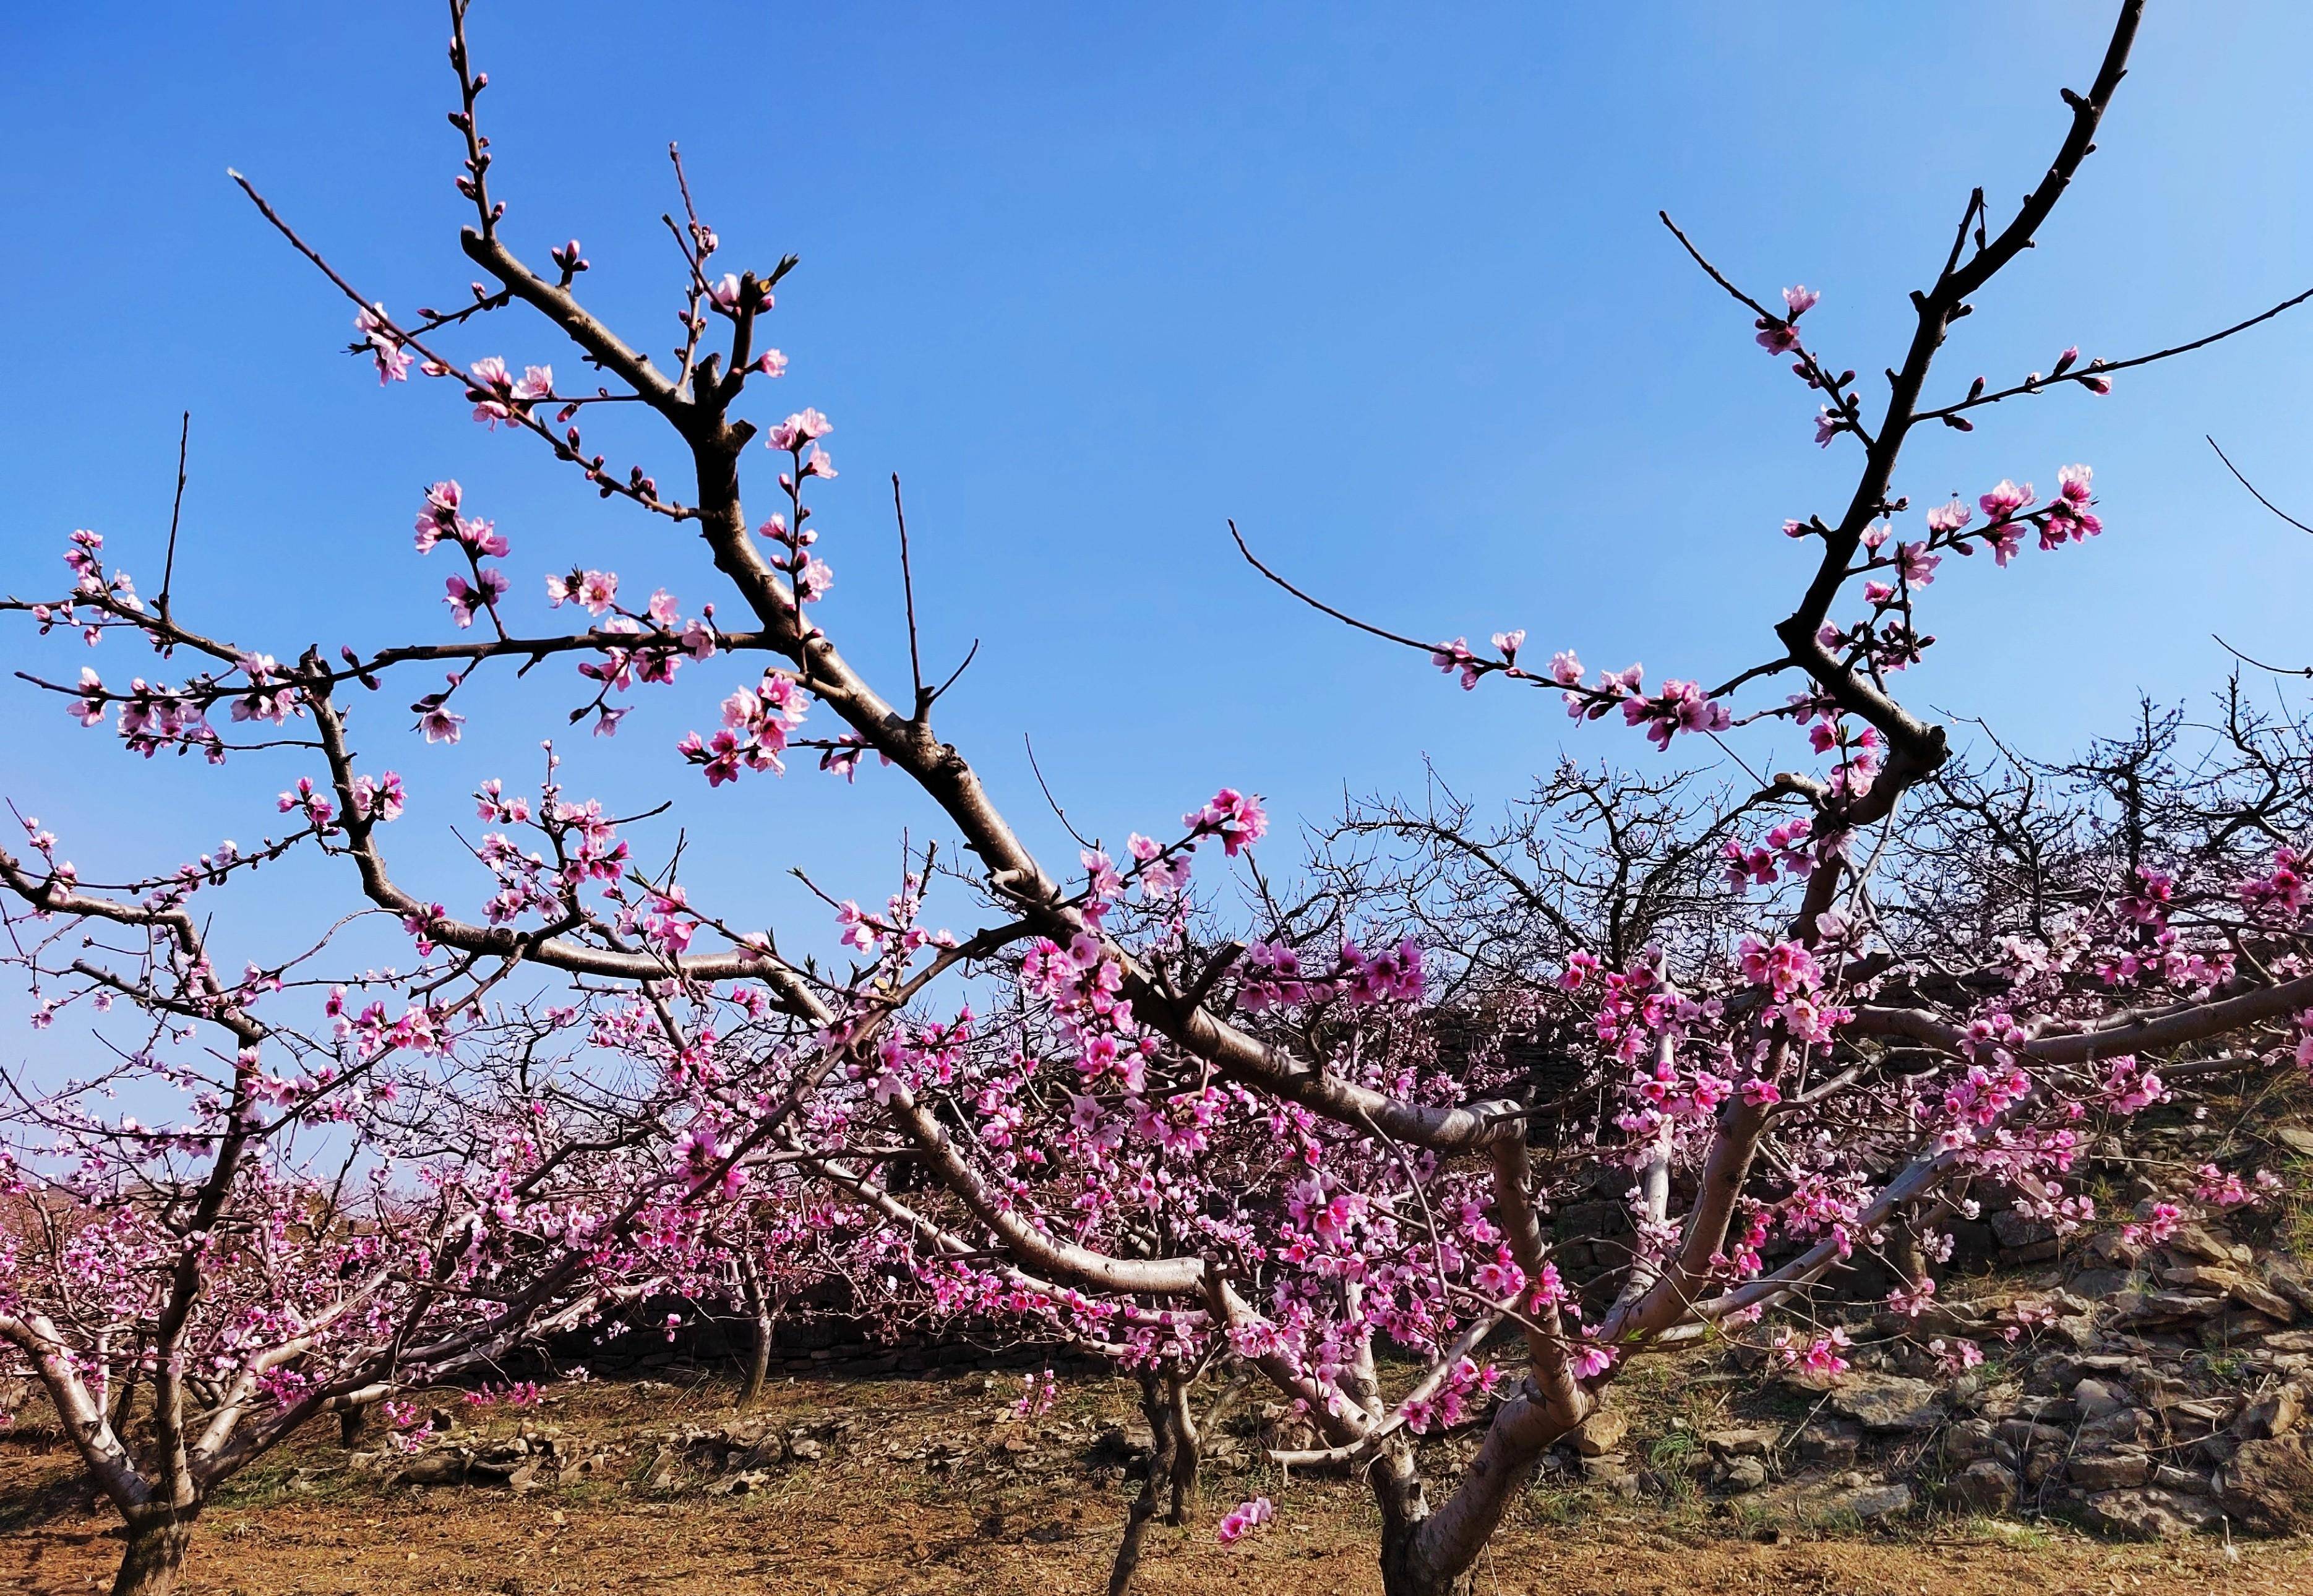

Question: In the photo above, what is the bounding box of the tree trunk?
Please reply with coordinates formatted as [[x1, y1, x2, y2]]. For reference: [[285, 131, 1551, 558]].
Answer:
[[737, 1310, 775, 1409], [1371, 1391, 1578, 1596], [1162, 1371, 1199, 1525], [108, 1344, 144, 1457], [1378, 1540, 1475, 1596], [339, 1405, 373, 1449], [735, 1261, 777, 1410], [111, 1513, 196, 1596], [1890, 1227, 1931, 1295], [1106, 1371, 1180, 1596], [1371, 1444, 1464, 1596]]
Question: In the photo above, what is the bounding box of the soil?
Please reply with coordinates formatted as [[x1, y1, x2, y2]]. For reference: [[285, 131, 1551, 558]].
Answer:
[[5, 1369, 2309, 1596]]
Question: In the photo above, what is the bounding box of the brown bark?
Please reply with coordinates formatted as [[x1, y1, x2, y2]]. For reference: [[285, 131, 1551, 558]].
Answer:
[[737, 1313, 775, 1410], [1163, 1371, 1198, 1525], [338, 1406, 372, 1449], [735, 1258, 779, 1410], [111, 1512, 196, 1596], [1106, 1371, 1182, 1596], [1371, 1443, 1451, 1596], [1370, 1388, 1585, 1596]]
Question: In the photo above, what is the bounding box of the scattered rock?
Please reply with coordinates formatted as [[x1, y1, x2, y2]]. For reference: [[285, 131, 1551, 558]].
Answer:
[[2150, 1463, 2213, 1495], [2083, 1232, 2145, 1270], [1691, 1246, 2313, 1542], [1826, 1374, 1946, 1433], [1876, 1303, 1994, 1341], [2072, 1378, 2130, 1420], [337, 1211, 2313, 1552], [2047, 1352, 2135, 1386], [1797, 1423, 1860, 1468], [1939, 1459, 2014, 1511], [2066, 1271, 2135, 1303], [1833, 1481, 1913, 1522], [2112, 1291, 2225, 1328], [2067, 1451, 2153, 1490], [1254, 1409, 1313, 1454], [1991, 1211, 2060, 1263], [1723, 1474, 1910, 1527], [2161, 1396, 2233, 1430], [1942, 1420, 2008, 1466], [2216, 1438, 2313, 1534], [392, 1450, 472, 1488], [1091, 1423, 1154, 1470], [2080, 1485, 2224, 1539], [2078, 1408, 2153, 1449], [2267, 1263, 2313, 1318], [1572, 1407, 1629, 1457], [1973, 1381, 2027, 1418], [2153, 1262, 2246, 1292], [2163, 1225, 2249, 1268], [2234, 1385, 2304, 1440], [1577, 1451, 1630, 1483], [2212, 1309, 2289, 1345], [2042, 1315, 2101, 1351], [2231, 1279, 2301, 1323], [1994, 1418, 2066, 1454]]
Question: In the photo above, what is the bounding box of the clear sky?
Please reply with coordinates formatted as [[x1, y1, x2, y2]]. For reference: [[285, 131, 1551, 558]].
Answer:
[[3, 1, 2311, 984]]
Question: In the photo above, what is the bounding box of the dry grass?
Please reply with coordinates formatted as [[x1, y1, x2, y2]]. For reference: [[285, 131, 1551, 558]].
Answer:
[[7, 1368, 2313, 1596]]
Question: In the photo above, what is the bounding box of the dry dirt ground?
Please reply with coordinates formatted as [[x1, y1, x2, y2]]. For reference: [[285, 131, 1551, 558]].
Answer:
[[5, 1369, 2310, 1596]]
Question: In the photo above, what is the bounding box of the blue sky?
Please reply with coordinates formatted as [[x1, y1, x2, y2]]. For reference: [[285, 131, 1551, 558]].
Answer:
[[3, 1, 2312, 984]]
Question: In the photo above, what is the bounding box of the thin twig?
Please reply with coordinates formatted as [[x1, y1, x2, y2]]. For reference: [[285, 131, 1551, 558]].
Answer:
[[2214, 635, 2313, 680], [1229, 520, 1440, 653], [893, 474, 926, 711], [157, 413, 191, 623], [1915, 288, 2313, 422], [1024, 735, 1096, 852], [1657, 210, 1873, 448], [225, 168, 690, 520], [1658, 211, 1777, 325], [926, 638, 979, 707], [2209, 436, 2313, 537]]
